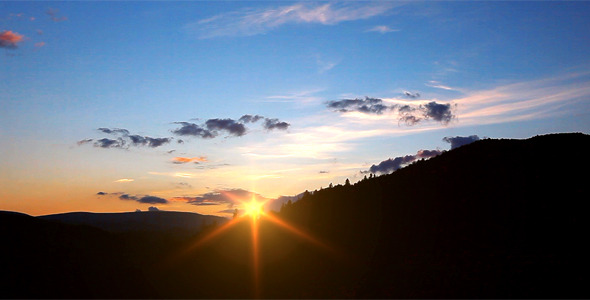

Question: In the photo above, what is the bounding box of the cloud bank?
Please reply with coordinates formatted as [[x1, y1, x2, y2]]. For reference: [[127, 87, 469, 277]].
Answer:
[[327, 96, 456, 125], [367, 148, 443, 174], [366, 135, 481, 174], [443, 135, 481, 150], [171, 188, 270, 207], [172, 115, 289, 138], [97, 192, 169, 204]]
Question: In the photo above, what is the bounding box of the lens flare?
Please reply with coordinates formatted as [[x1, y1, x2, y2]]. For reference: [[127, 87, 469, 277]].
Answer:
[[166, 192, 335, 298]]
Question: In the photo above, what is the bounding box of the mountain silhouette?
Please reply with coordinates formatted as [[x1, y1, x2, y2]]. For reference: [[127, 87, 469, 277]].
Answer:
[[2, 132, 589, 298], [39, 211, 227, 238]]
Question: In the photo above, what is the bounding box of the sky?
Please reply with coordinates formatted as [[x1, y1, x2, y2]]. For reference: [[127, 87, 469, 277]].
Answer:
[[2, 1, 590, 217]]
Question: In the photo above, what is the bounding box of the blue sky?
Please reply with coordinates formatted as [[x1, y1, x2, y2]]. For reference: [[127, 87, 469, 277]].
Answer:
[[2, 1, 590, 217]]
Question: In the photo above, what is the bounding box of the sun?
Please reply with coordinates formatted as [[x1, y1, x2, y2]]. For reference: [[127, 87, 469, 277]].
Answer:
[[243, 199, 264, 219]]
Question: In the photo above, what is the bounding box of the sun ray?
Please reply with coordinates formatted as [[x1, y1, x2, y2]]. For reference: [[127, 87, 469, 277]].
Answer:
[[262, 213, 337, 255], [251, 212, 261, 298], [160, 191, 339, 298]]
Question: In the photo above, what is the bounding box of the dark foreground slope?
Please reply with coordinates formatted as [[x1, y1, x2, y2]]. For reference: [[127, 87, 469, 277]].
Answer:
[[0, 211, 154, 298], [2, 133, 589, 298], [278, 132, 590, 298]]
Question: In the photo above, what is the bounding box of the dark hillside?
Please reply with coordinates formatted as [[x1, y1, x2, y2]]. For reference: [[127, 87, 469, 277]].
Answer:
[[279, 132, 590, 298], [0, 211, 153, 298]]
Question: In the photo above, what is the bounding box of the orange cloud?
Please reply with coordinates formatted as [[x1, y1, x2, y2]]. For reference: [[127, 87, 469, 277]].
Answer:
[[114, 178, 134, 183], [172, 156, 208, 164], [0, 30, 25, 48], [34, 41, 45, 48]]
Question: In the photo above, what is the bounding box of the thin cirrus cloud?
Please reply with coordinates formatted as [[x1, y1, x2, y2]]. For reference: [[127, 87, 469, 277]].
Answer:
[[187, 2, 397, 39], [425, 80, 459, 91], [172, 156, 208, 164], [114, 178, 134, 183], [366, 25, 399, 34], [453, 70, 590, 127]]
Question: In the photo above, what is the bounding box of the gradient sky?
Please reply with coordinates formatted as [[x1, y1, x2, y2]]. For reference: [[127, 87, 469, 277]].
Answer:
[[2, 1, 590, 217]]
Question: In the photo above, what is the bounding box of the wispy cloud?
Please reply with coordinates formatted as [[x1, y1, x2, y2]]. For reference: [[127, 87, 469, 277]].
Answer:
[[172, 156, 208, 164], [264, 88, 325, 105], [453, 71, 590, 126], [425, 80, 459, 91], [366, 25, 399, 34], [114, 178, 134, 183], [187, 2, 397, 39], [46, 8, 67, 22]]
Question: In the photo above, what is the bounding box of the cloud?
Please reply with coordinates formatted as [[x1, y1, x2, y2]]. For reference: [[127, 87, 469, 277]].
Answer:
[[239, 114, 265, 123], [422, 101, 455, 124], [0, 30, 25, 49], [205, 118, 247, 137], [366, 25, 399, 34], [77, 138, 93, 146], [367, 148, 443, 175], [174, 188, 270, 206], [403, 91, 420, 98], [172, 122, 215, 138], [327, 97, 390, 115], [46, 8, 67, 22], [148, 206, 160, 212], [94, 138, 126, 148], [366, 136, 481, 175], [425, 80, 458, 91], [102, 192, 168, 204], [98, 127, 130, 135], [263, 118, 290, 131], [188, 2, 396, 39], [80, 128, 172, 149], [443, 135, 480, 150], [327, 97, 456, 126], [416, 149, 443, 158], [172, 156, 208, 164], [172, 116, 290, 138], [128, 135, 171, 148], [452, 71, 590, 126], [119, 194, 138, 201], [34, 42, 45, 48], [138, 196, 168, 204], [114, 178, 134, 183], [368, 154, 416, 174]]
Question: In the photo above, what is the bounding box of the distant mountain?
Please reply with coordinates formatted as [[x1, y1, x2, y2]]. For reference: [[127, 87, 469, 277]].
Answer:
[[39, 211, 227, 237], [0, 210, 154, 298]]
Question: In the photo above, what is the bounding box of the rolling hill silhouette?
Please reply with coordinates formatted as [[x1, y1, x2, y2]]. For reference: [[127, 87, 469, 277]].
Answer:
[[2, 132, 589, 298], [39, 211, 227, 238]]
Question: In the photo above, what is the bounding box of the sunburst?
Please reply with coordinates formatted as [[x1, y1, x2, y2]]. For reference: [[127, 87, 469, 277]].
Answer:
[[168, 192, 335, 298]]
